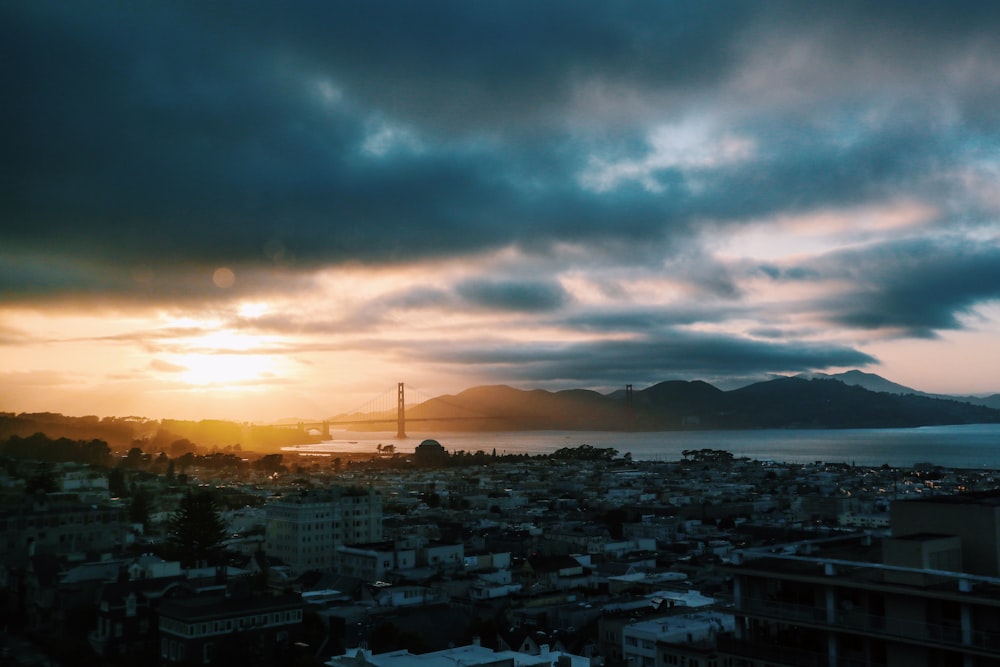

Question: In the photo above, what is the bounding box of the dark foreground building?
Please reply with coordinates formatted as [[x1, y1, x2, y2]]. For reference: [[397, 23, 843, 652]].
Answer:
[[158, 587, 304, 666], [721, 492, 1000, 666]]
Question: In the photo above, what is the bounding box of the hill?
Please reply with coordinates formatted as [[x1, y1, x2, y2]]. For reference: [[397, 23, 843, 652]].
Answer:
[[335, 374, 1000, 432], [0, 413, 319, 454], [6, 372, 999, 442]]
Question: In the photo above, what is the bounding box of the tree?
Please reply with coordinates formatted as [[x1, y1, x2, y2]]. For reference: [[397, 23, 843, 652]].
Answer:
[[253, 453, 284, 474], [129, 487, 152, 531], [26, 465, 57, 494], [108, 466, 128, 497], [124, 446, 146, 469], [166, 490, 228, 568]]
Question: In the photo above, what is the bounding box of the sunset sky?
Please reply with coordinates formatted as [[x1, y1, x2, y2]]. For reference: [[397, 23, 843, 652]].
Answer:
[[3, 2, 1000, 422]]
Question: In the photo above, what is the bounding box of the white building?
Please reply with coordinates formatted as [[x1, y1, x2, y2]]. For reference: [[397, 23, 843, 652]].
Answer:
[[265, 487, 382, 575], [335, 542, 414, 581], [622, 612, 734, 667], [326, 641, 593, 666]]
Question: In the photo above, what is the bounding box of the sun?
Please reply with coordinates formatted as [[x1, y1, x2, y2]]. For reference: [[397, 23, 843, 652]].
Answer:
[[161, 327, 284, 389], [173, 352, 277, 387]]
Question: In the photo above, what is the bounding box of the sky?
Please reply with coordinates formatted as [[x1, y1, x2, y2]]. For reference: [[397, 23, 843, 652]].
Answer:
[[3, 1, 1000, 422]]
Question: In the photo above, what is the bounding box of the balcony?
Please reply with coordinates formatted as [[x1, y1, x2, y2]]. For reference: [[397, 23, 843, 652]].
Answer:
[[716, 636, 826, 667], [716, 636, 883, 667], [736, 596, 1000, 654]]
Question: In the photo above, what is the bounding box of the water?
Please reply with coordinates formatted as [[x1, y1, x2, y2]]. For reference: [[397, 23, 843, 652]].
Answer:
[[283, 423, 1000, 469]]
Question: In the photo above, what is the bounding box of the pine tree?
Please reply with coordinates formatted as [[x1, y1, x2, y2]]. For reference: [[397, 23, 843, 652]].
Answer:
[[129, 486, 152, 531], [166, 490, 228, 568]]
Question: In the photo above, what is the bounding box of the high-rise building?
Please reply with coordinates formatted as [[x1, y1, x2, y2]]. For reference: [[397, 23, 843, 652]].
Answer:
[[264, 487, 382, 576]]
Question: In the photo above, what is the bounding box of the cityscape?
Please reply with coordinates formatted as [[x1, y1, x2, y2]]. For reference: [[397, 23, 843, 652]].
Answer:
[[2, 410, 1000, 666], [5, 2, 1000, 666]]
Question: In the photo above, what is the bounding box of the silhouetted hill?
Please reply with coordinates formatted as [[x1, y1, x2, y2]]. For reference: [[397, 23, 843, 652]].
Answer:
[[801, 370, 1000, 411], [340, 376, 1000, 432], [715, 377, 999, 429], [398, 385, 629, 431], [798, 370, 921, 395], [0, 412, 319, 454]]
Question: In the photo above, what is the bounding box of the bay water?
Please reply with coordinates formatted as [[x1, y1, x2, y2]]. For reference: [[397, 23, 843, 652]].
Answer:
[[283, 423, 1000, 469]]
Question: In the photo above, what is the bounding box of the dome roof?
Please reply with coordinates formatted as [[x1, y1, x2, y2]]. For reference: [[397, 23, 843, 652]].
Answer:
[[417, 439, 443, 449]]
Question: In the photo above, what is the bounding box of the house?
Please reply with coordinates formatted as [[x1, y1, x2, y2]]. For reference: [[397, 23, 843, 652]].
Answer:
[[89, 574, 184, 662]]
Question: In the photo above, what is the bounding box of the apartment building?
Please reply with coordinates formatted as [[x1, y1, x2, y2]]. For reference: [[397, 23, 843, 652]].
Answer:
[[265, 487, 382, 575], [721, 491, 1000, 666], [0, 491, 126, 557]]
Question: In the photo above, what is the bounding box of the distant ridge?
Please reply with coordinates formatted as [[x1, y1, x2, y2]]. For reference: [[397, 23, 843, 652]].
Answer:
[[796, 369, 922, 395], [335, 371, 1000, 432], [799, 370, 1000, 411]]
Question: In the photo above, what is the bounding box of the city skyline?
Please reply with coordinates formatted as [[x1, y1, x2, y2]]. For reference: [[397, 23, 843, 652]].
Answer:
[[3, 2, 1000, 422]]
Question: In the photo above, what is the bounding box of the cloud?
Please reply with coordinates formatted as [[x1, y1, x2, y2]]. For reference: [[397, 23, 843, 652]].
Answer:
[[770, 236, 1000, 337], [413, 330, 877, 387], [149, 359, 186, 373], [4, 1, 1000, 410], [5, 0, 999, 300], [455, 278, 569, 313]]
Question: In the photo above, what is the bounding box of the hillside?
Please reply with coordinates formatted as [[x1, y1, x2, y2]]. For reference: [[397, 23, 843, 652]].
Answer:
[[336, 375, 1000, 432], [6, 372, 1000, 443], [801, 370, 1000, 411], [0, 413, 319, 453]]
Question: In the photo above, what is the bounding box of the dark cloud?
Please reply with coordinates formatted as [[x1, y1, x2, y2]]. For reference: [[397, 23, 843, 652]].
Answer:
[[780, 238, 1000, 337], [0, 2, 995, 294], [0, 252, 318, 306], [456, 279, 569, 313], [415, 331, 876, 386], [757, 265, 821, 281]]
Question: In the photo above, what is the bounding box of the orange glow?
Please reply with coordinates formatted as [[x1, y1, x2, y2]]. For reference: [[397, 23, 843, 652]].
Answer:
[[170, 352, 277, 387]]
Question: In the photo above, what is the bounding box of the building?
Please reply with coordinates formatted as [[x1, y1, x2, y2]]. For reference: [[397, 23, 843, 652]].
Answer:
[[89, 575, 183, 663], [335, 541, 414, 581], [265, 487, 382, 575], [721, 491, 1000, 666], [890, 491, 1000, 577], [158, 587, 304, 666], [621, 612, 734, 667], [0, 491, 126, 557], [326, 640, 593, 666], [414, 439, 449, 466]]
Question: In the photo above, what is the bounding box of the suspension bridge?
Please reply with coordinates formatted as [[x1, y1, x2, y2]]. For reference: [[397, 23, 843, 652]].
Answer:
[[293, 382, 637, 439]]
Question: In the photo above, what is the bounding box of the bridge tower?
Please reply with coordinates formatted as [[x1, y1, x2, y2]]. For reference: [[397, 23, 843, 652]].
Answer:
[[396, 382, 407, 439], [321, 421, 330, 439], [625, 384, 635, 432]]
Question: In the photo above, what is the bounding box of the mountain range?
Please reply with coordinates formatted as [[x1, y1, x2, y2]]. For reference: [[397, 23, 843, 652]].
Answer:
[[335, 371, 1000, 432]]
